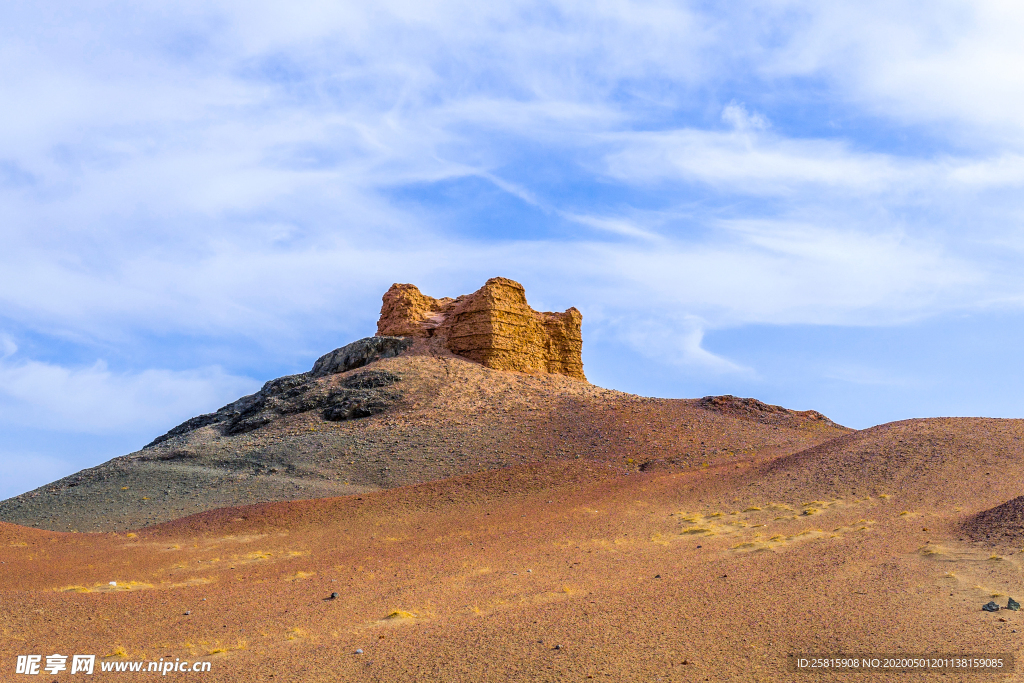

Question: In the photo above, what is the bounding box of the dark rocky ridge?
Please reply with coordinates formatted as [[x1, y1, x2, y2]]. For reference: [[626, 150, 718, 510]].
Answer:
[[696, 395, 841, 427], [146, 336, 411, 447]]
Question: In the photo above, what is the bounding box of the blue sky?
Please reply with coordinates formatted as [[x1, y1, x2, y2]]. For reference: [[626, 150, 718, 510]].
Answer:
[[4, 1, 1024, 498]]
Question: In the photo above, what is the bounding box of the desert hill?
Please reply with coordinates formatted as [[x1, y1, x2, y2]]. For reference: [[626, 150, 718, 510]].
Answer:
[[754, 417, 1024, 507], [4, 431, 1024, 682], [0, 345, 845, 532], [0, 277, 846, 532], [963, 495, 1024, 547], [4, 278, 1024, 680]]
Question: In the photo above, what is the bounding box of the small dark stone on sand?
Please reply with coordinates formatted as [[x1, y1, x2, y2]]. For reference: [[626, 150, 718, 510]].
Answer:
[[983, 601, 1000, 612], [1008, 597, 1020, 611]]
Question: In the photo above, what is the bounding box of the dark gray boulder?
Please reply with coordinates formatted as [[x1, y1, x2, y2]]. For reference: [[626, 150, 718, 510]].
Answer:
[[310, 337, 412, 377]]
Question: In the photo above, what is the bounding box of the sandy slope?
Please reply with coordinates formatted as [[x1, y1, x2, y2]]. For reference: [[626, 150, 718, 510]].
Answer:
[[0, 353, 846, 532], [3, 416, 1024, 682]]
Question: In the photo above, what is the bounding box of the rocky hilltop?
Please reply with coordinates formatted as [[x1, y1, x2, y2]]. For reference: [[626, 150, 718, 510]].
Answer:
[[0, 278, 848, 531], [145, 336, 413, 446], [378, 277, 585, 380]]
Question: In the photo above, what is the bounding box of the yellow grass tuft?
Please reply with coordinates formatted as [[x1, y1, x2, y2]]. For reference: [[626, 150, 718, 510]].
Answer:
[[204, 639, 247, 654], [104, 646, 128, 659], [385, 610, 415, 620]]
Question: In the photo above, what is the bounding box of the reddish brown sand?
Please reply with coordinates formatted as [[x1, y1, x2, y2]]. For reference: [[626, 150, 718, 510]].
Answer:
[[3, 415, 1024, 681]]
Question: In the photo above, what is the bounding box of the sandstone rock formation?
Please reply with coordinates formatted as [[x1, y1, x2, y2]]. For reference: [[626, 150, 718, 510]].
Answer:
[[377, 277, 585, 380]]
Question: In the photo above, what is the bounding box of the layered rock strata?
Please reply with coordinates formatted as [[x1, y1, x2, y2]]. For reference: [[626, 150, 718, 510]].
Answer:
[[377, 277, 585, 380]]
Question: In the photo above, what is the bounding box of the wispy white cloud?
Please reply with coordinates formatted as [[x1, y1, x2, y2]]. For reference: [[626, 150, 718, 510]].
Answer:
[[603, 127, 904, 195], [559, 212, 662, 240], [721, 102, 770, 132], [0, 334, 15, 359], [2, 0, 1024, 455], [602, 122, 1024, 197], [0, 348, 257, 434], [823, 363, 913, 387], [576, 219, 983, 328], [618, 314, 752, 374], [759, 1, 1024, 140]]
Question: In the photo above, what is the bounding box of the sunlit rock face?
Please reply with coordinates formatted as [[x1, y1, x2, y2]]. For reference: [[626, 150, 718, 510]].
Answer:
[[376, 277, 585, 380]]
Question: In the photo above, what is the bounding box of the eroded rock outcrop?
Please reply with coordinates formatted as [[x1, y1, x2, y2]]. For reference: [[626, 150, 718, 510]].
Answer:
[[144, 337, 411, 447], [377, 277, 585, 380]]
